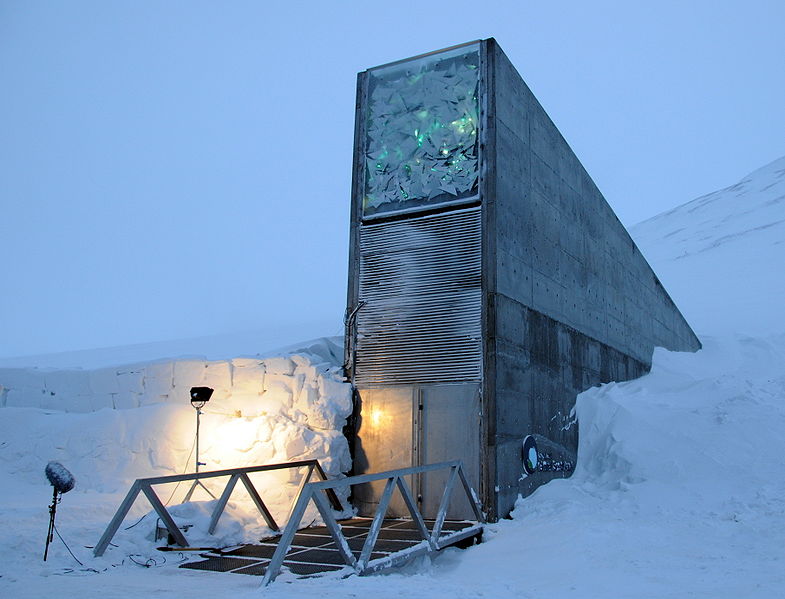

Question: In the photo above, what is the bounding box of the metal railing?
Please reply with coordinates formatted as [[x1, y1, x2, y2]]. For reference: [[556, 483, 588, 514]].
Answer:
[[262, 460, 484, 585], [93, 460, 342, 557]]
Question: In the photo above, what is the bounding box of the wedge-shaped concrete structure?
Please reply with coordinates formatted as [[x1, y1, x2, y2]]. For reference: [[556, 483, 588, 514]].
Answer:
[[344, 38, 700, 521]]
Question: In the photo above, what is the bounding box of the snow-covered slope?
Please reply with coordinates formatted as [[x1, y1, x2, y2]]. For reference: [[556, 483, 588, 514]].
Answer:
[[2, 157, 785, 598], [631, 155, 785, 336]]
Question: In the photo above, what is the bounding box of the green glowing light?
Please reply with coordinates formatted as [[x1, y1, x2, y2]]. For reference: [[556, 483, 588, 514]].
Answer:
[[450, 114, 476, 135], [364, 45, 480, 215]]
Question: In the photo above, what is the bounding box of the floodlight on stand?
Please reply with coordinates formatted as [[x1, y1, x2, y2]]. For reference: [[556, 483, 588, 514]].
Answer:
[[190, 386, 213, 410], [182, 386, 216, 503]]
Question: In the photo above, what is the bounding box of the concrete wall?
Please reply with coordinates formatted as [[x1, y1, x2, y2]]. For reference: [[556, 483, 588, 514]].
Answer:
[[482, 39, 701, 517]]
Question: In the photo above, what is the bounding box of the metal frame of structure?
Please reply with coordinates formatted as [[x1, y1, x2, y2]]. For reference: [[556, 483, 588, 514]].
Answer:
[[262, 460, 484, 585], [93, 460, 342, 557]]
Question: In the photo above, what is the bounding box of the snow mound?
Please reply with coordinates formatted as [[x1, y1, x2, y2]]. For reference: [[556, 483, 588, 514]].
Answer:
[[575, 334, 785, 497], [491, 333, 785, 597]]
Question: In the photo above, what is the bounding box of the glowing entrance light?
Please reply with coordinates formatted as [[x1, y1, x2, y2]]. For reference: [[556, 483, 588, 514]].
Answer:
[[368, 405, 385, 428]]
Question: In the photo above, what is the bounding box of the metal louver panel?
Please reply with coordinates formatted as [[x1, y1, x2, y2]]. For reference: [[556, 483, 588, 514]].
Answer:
[[355, 206, 482, 384]]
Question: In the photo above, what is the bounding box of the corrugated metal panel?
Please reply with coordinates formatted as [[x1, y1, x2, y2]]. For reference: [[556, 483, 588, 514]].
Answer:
[[355, 206, 482, 384]]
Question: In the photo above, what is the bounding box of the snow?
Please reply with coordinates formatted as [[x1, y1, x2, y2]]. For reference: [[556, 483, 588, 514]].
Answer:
[[631, 155, 785, 337], [0, 324, 342, 370], [2, 156, 785, 596]]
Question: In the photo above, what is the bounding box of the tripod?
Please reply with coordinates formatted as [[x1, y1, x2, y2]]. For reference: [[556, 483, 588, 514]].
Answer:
[[43, 487, 61, 561], [182, 405, 215, 502]]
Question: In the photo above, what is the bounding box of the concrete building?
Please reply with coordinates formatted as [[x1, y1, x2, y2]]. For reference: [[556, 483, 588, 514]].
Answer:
[[344, 39, 700, 521]]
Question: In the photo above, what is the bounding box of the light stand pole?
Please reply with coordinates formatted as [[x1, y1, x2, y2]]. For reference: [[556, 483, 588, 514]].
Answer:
[[183, 387, 216, 502], [195, 404, 203, 473]]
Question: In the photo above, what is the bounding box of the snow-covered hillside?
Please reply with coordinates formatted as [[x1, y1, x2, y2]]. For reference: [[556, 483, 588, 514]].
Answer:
[[631, 155, 785, 336], [1, 156, 784, 598]]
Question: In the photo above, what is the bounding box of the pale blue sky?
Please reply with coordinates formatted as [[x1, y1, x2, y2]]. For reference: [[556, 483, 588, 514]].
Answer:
[[1, 1, 783, 358]]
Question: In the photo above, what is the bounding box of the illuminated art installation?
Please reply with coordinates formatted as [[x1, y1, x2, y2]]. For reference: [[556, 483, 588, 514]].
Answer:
[[364, 45, 479, 217]]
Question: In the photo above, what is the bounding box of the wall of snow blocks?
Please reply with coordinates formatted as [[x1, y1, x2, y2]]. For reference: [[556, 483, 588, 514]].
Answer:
[[0, 343, 355, 491], [0, 354, 351, 424]]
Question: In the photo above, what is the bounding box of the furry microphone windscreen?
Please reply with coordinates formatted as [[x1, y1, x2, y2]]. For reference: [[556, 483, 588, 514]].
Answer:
[[45, 461, 75, 494]]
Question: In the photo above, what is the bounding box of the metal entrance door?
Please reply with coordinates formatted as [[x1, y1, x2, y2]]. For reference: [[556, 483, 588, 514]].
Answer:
[[418, 383, 480, 520], [353, 387, 414, 517], [353, 383, 481, 519]]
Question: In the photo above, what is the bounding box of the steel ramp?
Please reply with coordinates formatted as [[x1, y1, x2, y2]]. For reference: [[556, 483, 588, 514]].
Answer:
[[182, 461, 485, 584], [180, 516, 483, 578], [96, 460, 484, 583]]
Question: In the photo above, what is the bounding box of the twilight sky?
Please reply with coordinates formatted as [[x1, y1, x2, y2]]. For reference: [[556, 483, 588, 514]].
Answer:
[[1, 0, 783, 359]]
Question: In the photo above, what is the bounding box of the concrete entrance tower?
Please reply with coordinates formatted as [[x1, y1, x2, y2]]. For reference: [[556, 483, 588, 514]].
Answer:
[[344, 39, 700, 521]]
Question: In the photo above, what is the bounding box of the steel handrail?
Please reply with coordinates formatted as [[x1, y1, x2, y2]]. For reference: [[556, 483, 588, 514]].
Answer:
[[93, 459, 341, 557], [261, 460, 484, 585]]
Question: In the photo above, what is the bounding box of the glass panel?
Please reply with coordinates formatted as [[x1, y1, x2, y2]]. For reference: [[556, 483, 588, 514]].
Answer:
[[363, 44, 480, 218]]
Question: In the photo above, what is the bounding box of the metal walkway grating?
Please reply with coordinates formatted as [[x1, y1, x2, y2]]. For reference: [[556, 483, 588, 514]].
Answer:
[[180, 517, 482, 578]]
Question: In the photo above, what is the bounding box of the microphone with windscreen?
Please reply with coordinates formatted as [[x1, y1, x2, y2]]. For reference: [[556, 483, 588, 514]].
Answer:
[[45, 462, 75, 494], [43, 462, 75, 561]]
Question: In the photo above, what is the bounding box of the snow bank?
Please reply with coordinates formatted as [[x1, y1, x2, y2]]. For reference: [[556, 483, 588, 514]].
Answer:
[[0, 337, 351, 418], [491, 332, 785, 598], [574, 334, 785, 495]]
